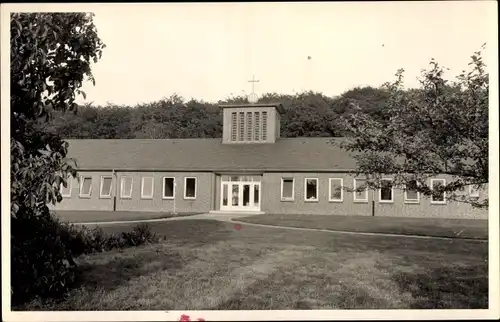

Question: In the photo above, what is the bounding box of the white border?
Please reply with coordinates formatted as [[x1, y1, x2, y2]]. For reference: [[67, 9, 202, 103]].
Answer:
[[162, 177, 175, 199], [99, 176, 113, 199], [378, 178, 394, 203], [353, 178, 368, 202], [328, 178, 343, 202], [304, 177, 319, 202], [120, 176, 133, 199], [140, 176, 154, 199], [78, 175, 92, 198], [60, 175, 72, 198], [183, 177, 197, 200], [430, 178, 447, 205], [280, 177, 295, 201]]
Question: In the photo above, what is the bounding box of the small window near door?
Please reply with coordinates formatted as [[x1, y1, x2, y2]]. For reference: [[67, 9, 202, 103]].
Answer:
[[281, 178, 294, 201], [184, 177, 197, 199], [80, 176, 92, 198], [163, 177, 175, 199], [379, 178, 393, 203], [60, 175, 72, 198], [329, 178, 343, 202], [120, 176, 133, 199], [100, 176, 113, 198], [141, 177, 154, 199], [304, 178, 318, 202]]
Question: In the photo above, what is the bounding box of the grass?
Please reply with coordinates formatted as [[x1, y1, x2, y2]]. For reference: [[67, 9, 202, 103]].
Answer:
[[235, 214, 488, 240], [55, 210, 201, 223], [20, 218, 488, 310]]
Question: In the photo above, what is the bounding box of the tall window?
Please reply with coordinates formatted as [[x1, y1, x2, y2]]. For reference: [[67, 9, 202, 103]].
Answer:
[[379, 178, 393, 203], [141, 177, 154, 199], [60, 175, 72, 198], [239, 112, 245, 141], [100, 176, 113, 198], [254, 112, 260, 141], [404, 180, 419, 203], [281, 178, 294, 201], [79, 176, 92, 198], [246, 111, 253, 141], [430, 179, 446, 204], [120, 176, 133, 199], [163, 177, 175, 199], [184, 177, 197, 199], [262, 111, 268, 140], [231, 112, 237, 141], [304, 178, 318, 202], [353, 178, 368, 202], [329, 178, 343, 202]]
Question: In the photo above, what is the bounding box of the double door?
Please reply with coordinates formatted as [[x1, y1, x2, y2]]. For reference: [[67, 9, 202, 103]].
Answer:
[[221, 181, 261, 211]]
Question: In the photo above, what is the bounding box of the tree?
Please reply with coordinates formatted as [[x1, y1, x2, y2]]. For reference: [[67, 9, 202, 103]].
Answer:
[[338, 45, 489, 208], [10, 12, 105, 305]]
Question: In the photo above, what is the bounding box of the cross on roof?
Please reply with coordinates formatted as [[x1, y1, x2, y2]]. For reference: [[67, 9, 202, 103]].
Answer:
[[247, 74, 260, 104]]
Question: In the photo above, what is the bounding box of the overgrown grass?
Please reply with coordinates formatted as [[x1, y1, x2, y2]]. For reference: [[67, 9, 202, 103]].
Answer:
[[19, 219, 488, 310], [236, 214, 488, 240]]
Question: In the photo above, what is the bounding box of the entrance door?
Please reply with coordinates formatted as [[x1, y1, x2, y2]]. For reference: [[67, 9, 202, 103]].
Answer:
[[220, 176, 261, 212]]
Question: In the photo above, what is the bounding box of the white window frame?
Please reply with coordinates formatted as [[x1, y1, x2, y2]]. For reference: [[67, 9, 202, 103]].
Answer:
[[328, 178, 343, 202], [304, 178, 319, 202], [469, 184, 480, 198], [141, 176, 154, 199], [430, 178, 447, 204], [184, 177, 197, 200], [99, 176, 113, 199], [378, 178, 394, 203], [353, 178, 368, 202], [120, 176, 133, 199], [79, 175, 93, 198], [163, 177, 176, 200], [280, 178, 295, 201], [60, 175, 72, 198], [404, 181, 420, 204]]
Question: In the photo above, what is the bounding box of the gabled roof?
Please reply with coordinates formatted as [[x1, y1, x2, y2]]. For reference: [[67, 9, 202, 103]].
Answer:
[[64, 137, 356, 172]]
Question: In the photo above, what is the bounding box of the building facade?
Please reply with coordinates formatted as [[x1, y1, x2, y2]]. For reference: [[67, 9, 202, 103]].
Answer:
[[52, 103, 488, 219]]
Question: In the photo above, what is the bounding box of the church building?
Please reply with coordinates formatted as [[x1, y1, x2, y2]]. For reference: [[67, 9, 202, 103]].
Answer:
[[52, 102, 488, 219]]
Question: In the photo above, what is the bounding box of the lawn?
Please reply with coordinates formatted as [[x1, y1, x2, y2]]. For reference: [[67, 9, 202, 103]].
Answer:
[[235, 214, 488, 240], [55, 210, 201, 223], [22, 219, 488, 310]]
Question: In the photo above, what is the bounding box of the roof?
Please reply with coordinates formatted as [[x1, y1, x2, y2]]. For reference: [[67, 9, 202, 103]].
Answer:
[[64, 137, 357, 172], [218, 103, 285, 114]]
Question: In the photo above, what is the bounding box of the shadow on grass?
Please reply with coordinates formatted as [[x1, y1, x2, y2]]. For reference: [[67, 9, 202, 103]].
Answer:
[[393, 264, 488, 309]]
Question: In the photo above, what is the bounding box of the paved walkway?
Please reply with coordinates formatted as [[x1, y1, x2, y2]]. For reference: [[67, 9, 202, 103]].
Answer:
[[74, 213, 487, 242]]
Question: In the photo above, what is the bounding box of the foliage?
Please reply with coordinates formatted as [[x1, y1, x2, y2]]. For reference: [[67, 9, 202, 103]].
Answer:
[[10, 12, 105, 305], [338, 45, 489, 208]]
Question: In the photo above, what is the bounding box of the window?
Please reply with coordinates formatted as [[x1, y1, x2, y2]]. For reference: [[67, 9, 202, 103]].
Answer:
[[141, 177, 154, 199], [231, 112, 237, 141], [469, 184, 480, 199], [430, 179, 446, 204], [281, 178, 294, 201], [304, 178, 318, 202], [100, 176, 113, 198], [79, 176, 92, 198], [262, 111, 268, 140], [404, 180, 420, 203], [354, 178, 368, 202], [184, 177, 197, 199], [60, 175, 72, 198], [378, 178, 394, 203], [120, 176, 133, 199], [329, 178, 343, 202], [239, 112, 245, 141], [254, 112, 260, 141], [163, 177, 175, 199], [246, 111, 253, 141]]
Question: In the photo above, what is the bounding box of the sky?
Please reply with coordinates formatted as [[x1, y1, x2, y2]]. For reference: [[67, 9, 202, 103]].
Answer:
[[73, 1, 494, 106]]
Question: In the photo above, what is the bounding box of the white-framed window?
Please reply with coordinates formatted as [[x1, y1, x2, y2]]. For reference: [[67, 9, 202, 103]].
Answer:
[[353, 178, 368, 202], [469, 184, 480, 199], [378, 178, 394, 203], [163, 177, 175, 199], [304, 178, 318, 202], [184, 177, 197, 199], [120, 176, 133, 199], [60, 175, 72, 198], [404, 180, 420, 204], [329, 178, 343, 202], [141, 176, 154, 199], [79, 175, 93, 198], [99, 176, 113, 198], [430, 178, 446, 204], [281, 178, 295, 201]]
